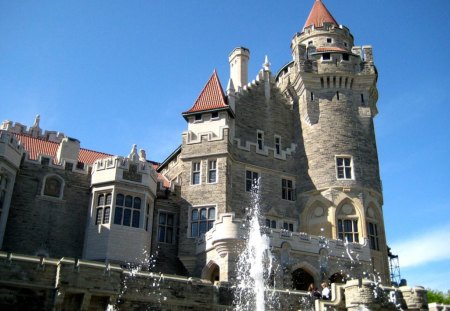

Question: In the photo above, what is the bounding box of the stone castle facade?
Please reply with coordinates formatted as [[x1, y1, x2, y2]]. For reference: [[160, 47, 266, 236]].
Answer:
[[0, 1, 430, 310]]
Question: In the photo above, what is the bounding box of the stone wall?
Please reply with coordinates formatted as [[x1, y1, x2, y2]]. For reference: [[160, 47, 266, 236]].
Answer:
[[0, 252, 430, 311], [2, 161, 90, 258]]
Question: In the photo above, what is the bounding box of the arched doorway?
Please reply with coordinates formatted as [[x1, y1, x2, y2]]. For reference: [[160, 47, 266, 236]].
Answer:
[[292, 268, 314, 291], [202, 261, 220, 284], [329, 272, 346, 284]]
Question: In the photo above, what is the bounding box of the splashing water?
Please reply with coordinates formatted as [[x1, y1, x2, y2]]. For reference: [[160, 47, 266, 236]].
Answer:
[[233, 184, 274, 311]]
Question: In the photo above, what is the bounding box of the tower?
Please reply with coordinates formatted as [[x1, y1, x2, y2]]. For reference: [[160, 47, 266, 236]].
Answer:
[[277, 0, 389, 283]]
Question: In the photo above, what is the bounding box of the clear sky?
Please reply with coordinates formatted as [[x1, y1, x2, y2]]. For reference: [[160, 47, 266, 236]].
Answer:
[[1, 0, 449, 291]]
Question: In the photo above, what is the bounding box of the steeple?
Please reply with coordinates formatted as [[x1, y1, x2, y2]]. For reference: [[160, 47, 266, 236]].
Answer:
[[303, 0, 338, 30]]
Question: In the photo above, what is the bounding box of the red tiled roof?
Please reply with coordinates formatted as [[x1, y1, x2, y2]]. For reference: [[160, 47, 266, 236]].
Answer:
[[303, 0, 338, 30], [15, 133, 111, 164], [316, 46, 347, 52], [183, 70, 228, 114]]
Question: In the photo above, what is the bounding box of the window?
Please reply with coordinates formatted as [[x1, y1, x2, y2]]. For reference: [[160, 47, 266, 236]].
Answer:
[[95, 193, 112, 225], [308, 41, 313, 45], [310, 92, 314, 101], [191, 207, 215, 237], [257, 131, 264, 150], [41, 157, 50, 165], [336, 157, 352, 179], [283, 222, 294, 232], [43, 175, 63, 198], [194, 114, 202, 121], [114, 194, 141, 228], [344, 42, 348, 47], [158, 212, 175, 243], [361, 94, 365, 104], [246, 170, 259, 192], [145, 204, 150, 231], [323, 53, 331, 61], [211, 111, 219, 119], [65, 162, 73, 171], [274, 136, 281, 155], [0, 175, 8, 219], [336, 91, 340, 101], [327, 38, 332, 43], [342, 53, 349, 61], [192, 162, 201, 185], [208, 160, 217, 183], [265, 218, 277, 229], [282, 178, 295, 201], [337, 219, 359, 242], [320, 78, 324, 88], [368, 222, 380, 251]]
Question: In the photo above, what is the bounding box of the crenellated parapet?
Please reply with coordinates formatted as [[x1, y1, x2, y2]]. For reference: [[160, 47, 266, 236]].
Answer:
[[1, 116, 65, 143], [0, 130, 24, 170], [92, 152, 157, 192]]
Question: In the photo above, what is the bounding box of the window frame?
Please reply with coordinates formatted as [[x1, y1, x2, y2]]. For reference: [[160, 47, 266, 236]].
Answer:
[[245, 170, 259, 193], [190, 206, 216, 238], [274, 135, 281, 155], [337, 219, 359, 243], [158, 211, 175, 244], [335, 156, 353, 180], [191, 161, 201, 185], [281, 178, 295, 201], [257, 130, 264, 151], [94, 192, 112, 225], [367, 222, 380, 251], [113, 193, 142, 228], [207, 159, 217, 184], [265, 218, 277, 229]]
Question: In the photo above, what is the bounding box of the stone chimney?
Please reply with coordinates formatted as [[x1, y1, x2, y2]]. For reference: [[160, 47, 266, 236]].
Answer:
[[228, 47, 250, 90], [56, 137, 80, 164]]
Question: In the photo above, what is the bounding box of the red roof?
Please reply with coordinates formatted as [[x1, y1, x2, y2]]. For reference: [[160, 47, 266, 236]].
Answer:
[[303, 0, 338, 30], [15, 133, 111, 164], [183, 70, 228, 114], [316, 46, 347, 52]]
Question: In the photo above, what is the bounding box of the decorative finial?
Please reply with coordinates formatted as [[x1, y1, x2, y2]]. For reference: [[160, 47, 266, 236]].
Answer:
[[263, 55, 271, 71], [128, 144, 138, 162], [32, 114, 41, 128], [139, 149, 146, 162]]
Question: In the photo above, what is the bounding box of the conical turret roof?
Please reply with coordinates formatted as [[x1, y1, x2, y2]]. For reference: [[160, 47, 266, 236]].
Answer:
[[303, 0, 338, 30], [183, 70, 228, 115]]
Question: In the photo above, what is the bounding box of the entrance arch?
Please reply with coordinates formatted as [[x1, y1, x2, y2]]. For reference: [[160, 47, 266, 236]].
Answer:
[[201, 261, 220, 284], [329, 272, 346, 284], [292, 268, 314, 291]]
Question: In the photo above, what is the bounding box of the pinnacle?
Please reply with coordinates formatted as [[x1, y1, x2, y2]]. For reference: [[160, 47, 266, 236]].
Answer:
[[303, 0, 338, 30]]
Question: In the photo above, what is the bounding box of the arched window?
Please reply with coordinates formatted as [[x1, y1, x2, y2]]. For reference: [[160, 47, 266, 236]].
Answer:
[[114, 193, 142, 228], [42, 175, 64, 198], [336, 203, 359, 243]]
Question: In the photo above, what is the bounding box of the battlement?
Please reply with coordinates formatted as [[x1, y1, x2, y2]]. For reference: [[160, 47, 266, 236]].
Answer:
[[0, 130, 24, 169], [92, 154, 158, 189], [1, 117, 65, 143]]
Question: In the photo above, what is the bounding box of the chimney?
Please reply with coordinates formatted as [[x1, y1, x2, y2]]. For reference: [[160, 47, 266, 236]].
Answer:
[[228, 47, 250, 90], [56, 137, 80, 164]]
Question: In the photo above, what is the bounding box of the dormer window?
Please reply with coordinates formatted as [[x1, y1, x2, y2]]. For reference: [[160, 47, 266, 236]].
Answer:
[[195, 114, 202, 121], [41, 157, 50, 166], [211, 111, 219, 119]]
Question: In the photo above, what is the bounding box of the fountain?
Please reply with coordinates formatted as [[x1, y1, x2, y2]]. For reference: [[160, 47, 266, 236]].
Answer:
[[233, 183, 276, 311]]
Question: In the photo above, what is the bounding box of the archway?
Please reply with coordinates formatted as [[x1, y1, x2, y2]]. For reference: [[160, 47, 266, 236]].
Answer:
[[329, 272, 346, 284], [292, 268, 314, 291], [201, 261, 220, 284]]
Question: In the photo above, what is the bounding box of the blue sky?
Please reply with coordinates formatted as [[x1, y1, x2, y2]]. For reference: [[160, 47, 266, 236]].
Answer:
[[1, 0, 449, 290]]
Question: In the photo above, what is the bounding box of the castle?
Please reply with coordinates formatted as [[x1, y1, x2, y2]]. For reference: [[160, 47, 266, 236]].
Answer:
[[0, 1, 425, 310]]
